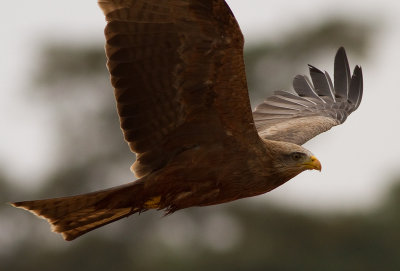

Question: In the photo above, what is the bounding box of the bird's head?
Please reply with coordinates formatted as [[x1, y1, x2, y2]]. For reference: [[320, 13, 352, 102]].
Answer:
[[266, 140, 321, 179]]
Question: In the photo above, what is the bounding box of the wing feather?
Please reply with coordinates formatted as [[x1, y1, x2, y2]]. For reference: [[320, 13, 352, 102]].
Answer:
[[348, 65, 363, 109], [293, 75, 325, 102], [253, 47, 363, 145], [334, 47, 351, 98], [308, 65, 335, 101], [99, 0, 260, 177]]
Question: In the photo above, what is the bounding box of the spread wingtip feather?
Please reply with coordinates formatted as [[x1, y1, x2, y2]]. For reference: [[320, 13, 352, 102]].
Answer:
[[253, 47, 364, 145]]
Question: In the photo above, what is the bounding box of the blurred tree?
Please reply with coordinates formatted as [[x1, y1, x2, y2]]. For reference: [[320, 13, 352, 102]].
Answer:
[[3, 18, 396, 271]]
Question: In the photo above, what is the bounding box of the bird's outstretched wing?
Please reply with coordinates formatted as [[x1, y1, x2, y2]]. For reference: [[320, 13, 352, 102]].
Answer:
[[98, 0, 260, 178], [253, 47, 363, 145]]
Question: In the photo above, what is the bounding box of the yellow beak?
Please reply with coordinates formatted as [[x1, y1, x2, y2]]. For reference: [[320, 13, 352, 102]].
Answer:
[[302, 155, 322, 171]]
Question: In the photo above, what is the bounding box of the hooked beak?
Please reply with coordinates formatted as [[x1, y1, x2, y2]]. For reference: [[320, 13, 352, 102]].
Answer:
[[302, 155, 322, 171]]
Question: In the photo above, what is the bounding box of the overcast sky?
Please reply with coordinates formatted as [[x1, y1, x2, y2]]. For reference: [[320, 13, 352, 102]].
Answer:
[[2, 0, 400, 211]]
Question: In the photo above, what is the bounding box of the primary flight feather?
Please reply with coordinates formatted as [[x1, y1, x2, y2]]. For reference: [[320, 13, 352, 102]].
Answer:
[[12, 0, 363, 241]]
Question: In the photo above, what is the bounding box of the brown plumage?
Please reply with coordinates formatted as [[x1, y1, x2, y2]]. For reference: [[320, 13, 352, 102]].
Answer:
[[11, 0, 363, 241]]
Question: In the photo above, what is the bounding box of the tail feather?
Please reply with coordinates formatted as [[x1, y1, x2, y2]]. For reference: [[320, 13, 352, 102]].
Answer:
[[11, 182, 145, 241], [56, 207, 132, 241]]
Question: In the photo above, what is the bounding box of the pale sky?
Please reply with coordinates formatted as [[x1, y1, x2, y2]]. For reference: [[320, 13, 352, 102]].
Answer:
[[1, 0, 400, 211]]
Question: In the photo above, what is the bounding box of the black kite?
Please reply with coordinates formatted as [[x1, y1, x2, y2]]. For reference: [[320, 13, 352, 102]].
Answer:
[[12, 0, 363, 241]]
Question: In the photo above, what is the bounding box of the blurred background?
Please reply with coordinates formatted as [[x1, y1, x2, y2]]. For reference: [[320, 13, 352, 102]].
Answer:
[[1, 0, 400, 270]]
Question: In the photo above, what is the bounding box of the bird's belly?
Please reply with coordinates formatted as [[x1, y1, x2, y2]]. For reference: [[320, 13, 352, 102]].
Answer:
[[143, 143, 273, 210]]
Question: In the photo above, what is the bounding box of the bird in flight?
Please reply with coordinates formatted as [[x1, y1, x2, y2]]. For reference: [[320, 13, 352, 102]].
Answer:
[[12, 0, 363, 241]]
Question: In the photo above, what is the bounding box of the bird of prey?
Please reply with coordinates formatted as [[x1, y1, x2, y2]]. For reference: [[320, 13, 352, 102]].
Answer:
[[12, 0, 363, 241]]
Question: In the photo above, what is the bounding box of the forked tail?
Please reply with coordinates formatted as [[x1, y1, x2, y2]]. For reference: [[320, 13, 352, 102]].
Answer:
[[11, 181, 145, 241]]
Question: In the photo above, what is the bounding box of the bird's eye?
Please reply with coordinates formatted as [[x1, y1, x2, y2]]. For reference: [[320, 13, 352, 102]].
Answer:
[[291, 152, 303, 161]]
